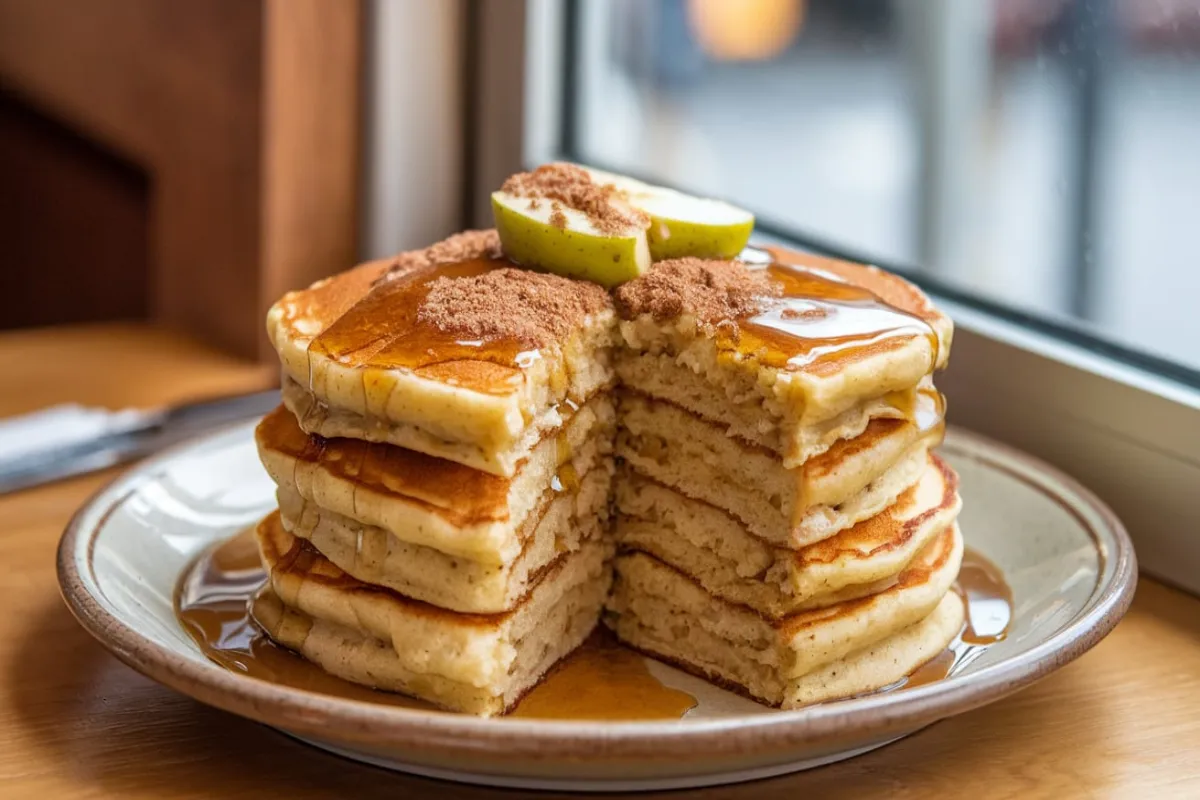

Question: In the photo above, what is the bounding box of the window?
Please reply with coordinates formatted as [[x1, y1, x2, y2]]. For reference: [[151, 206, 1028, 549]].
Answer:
[[561, 0, 1200, 371], [477, 0, 1200, 591]]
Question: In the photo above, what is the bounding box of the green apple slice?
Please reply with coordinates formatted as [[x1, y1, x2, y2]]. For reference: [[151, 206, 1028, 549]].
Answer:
[[583, 168, 755, 261], [491, 191, 651, 288], [635, 191, 755, 260]]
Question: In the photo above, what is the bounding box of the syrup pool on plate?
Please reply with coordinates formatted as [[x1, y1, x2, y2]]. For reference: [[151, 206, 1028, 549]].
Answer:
[[177, 529, 1013, 714], [175, 529, 696, 719]]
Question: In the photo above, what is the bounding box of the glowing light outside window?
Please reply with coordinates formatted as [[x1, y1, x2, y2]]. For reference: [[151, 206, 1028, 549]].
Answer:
[[686, 0, 806, 61]]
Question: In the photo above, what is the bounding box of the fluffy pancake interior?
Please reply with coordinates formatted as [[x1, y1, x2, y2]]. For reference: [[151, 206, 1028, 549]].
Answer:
[[604, 526, 963, 705], [614, 351, 922, 464], [615, 452, 960, 618], [617, 390, 942, 547]]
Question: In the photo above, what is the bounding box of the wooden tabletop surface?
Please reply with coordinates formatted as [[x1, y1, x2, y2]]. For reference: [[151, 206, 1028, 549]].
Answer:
[[1, 323, 1198, 799]]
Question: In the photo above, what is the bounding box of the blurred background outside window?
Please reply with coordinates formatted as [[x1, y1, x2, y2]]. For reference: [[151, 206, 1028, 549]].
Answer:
[[564, 0, 1200, 370]]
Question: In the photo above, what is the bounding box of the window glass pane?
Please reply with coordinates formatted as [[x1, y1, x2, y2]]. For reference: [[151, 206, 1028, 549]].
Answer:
[[568, 0, 1200, 370]]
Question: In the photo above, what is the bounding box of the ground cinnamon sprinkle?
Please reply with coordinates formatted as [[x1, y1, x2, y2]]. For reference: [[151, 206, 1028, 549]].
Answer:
[[417, 267, 611, 347], [781, 306, 829, 321], [501, 163, 649, 236], [548, 202, 568, 230], [379, 229, 503, 282], [613, 258, 780, 327]]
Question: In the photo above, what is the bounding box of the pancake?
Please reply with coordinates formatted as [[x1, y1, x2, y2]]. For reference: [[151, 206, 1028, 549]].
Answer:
[[253, 512, 612, 716], [615, 452, 960, 618], [279, 375, 615, 477], [604, 525, 964, 708], [268, 230, 617, 477], [789, 591, 964, 706], [612, 248, 953, 468], [614, 351, 919, 459], [275, 458, 613, 613], [255, 394, 615, 564], [617, 386, 944, 547]]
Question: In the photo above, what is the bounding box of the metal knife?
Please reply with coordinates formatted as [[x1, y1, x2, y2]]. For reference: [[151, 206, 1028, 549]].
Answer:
[[0, 389, 280, 496]]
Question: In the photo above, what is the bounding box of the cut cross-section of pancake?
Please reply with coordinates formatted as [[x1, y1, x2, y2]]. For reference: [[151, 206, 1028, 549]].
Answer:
[[605, 525, 964, 709], [615, 452, 960, 618], [252, 512, 612, 717], [256, 395, 615, 564], [617, 386, 944, 548], [275, 453, 612, 613], [612, 248, 953, 468], [268, 229, 617, 476]]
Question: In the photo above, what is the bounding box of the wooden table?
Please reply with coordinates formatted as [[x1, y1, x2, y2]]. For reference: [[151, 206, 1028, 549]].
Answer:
[[2, 323, 1198, 799]]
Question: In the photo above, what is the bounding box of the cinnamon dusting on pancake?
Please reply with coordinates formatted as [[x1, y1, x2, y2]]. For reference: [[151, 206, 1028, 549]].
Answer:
[[380, 229, 503, 281], [417, 267, 611, 348], [613, 258, 780, 334]]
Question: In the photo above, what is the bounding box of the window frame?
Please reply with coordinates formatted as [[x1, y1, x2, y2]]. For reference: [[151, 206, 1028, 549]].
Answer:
[[469, 0, 1200, 594]]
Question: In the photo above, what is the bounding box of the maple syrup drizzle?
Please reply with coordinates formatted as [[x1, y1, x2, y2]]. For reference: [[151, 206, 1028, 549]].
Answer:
[[257, 406, 511, 525], [175, 528, 431, 709], [897, 547, 1014, 691], [176, 530, 696, 719], [306, 257, 533, 396], [510, 629, 697, 720], [301, 247, 939, 401], [731, 247, 941, 375], [552, 428, 579, 493], [177, 533, 1008, 714]]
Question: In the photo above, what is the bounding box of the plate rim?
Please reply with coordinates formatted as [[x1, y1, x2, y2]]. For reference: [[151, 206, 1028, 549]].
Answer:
[[56, 420, 1138, 762]]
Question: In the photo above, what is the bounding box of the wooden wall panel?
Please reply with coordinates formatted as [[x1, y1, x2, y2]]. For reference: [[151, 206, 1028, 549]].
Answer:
[[0, 88, 150, 328], [261, 0, 362, 348], [0, 0, 361, 359]]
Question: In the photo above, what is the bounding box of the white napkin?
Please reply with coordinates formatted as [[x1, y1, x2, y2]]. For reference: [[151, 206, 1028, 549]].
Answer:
[[0, 404, 150, 460]]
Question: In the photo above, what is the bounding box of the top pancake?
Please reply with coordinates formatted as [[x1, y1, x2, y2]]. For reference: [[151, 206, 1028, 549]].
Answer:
[[613, 246, 953, 467], [267, 230, 617, 475], [614, 246, 951, 375]]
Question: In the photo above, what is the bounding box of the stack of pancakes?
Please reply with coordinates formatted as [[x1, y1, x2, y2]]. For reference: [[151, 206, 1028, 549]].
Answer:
[[606, 254, 963, 707], [250, 230, 964, 715], [252, 231, 619, 716]]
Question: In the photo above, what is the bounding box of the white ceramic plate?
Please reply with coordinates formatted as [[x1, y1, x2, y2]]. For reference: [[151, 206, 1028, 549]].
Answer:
[[58, 421, 1136, 792]]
